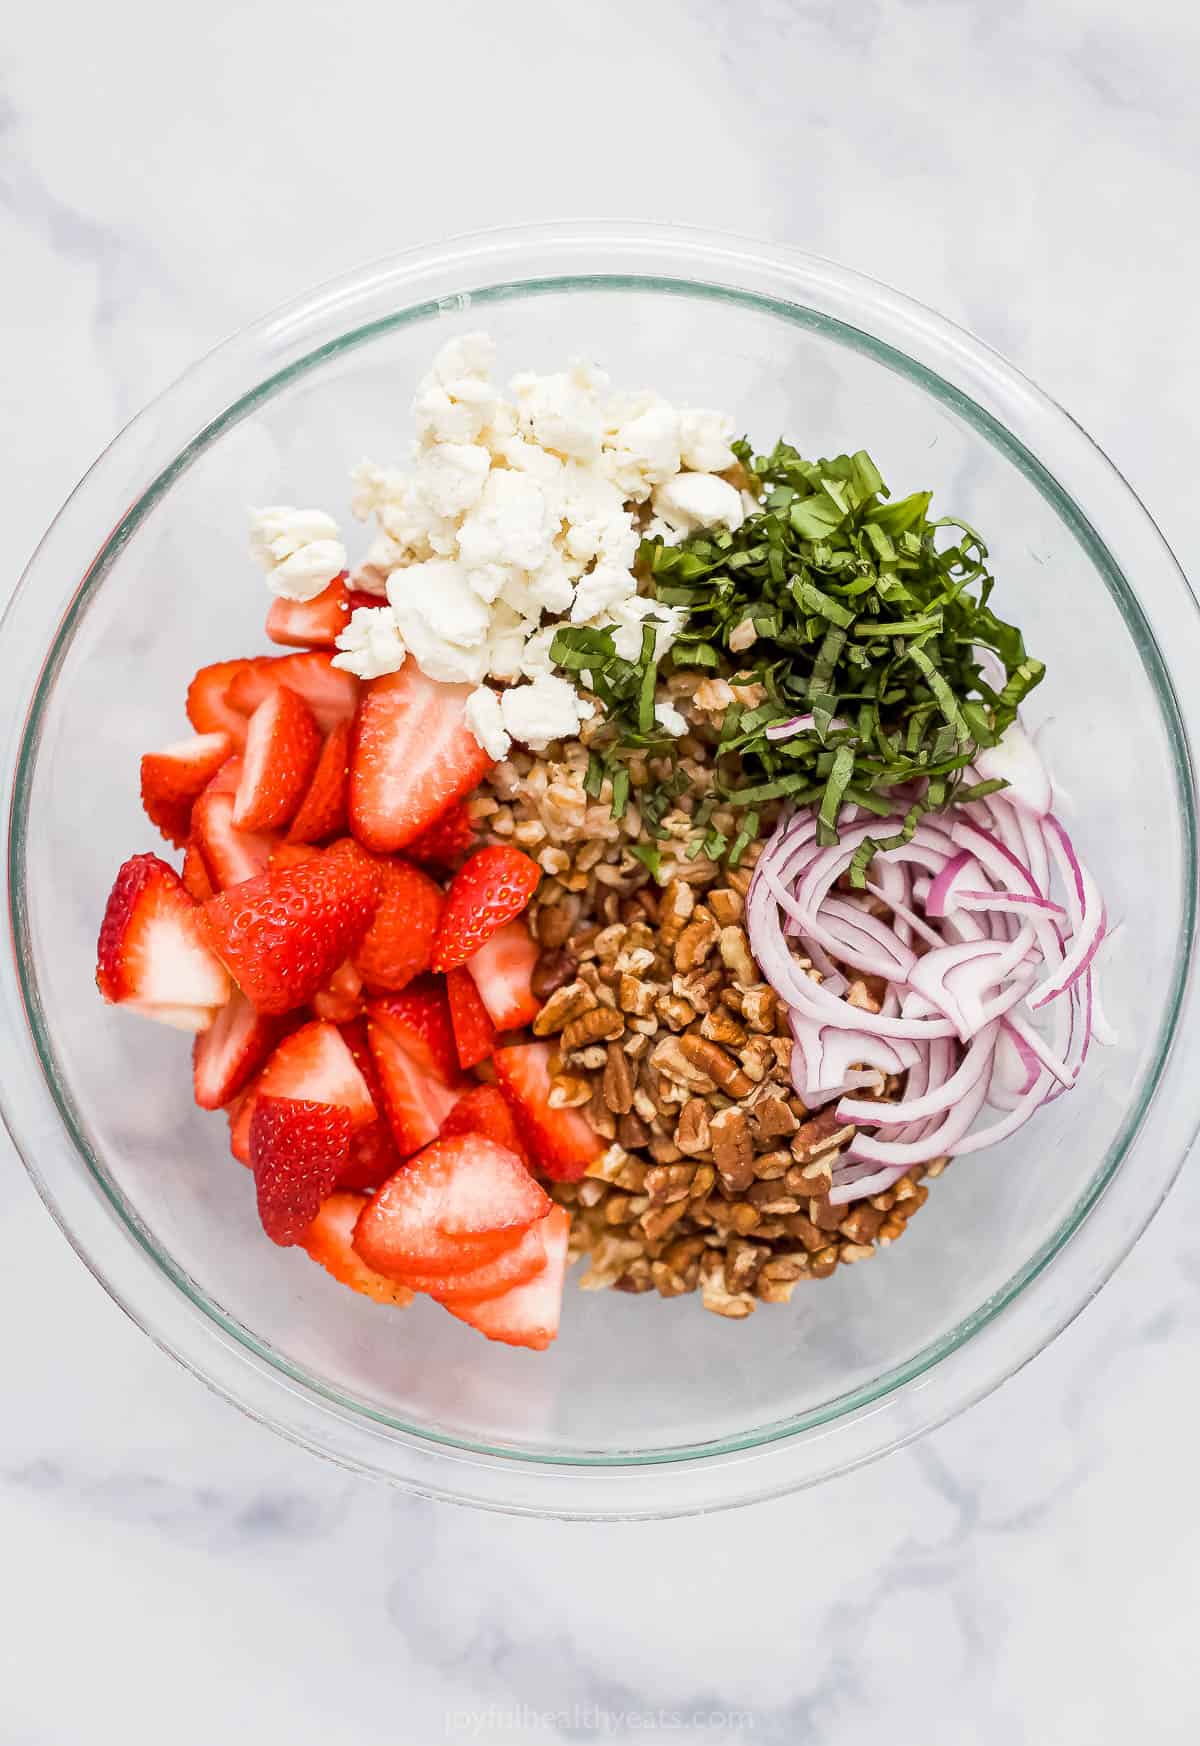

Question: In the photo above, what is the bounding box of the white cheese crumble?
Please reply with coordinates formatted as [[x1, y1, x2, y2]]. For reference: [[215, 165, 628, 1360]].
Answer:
[[249, 507, 347, 602], [332, 606, 408, 680]]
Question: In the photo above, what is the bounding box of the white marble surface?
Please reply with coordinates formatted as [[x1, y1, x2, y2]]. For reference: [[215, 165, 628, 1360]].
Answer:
[[3, 2, 1199, 1740]]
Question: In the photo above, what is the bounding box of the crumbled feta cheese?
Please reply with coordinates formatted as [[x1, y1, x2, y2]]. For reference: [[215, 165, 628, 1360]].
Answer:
[[249, 506, 346, 602], [654, 700, 689, 737], [465, 685, 512, 760], [518, 623, 560, 678], [511, 361, 607, 462], [332, 606, 408, 680], [387, 558, 491, 648], [499, 674, 593, 751], [457, 470, 557, 574], [414, 443, 491, 518], [650, 472, 746, 537], [569, 562, 636, 625], [604, 595, 687, 663], [602, 405, 681, 501], [484, 607, 530, 682], [680, 408, 737, 474]]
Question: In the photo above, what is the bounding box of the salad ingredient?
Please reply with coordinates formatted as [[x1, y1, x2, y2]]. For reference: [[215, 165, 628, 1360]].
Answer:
[[225, 650, 360, 734], [334, 1019, 404, 1190], [404, 799, 477, 871], [232, 686, 323, 831], [353, 857, 443, 992], [432, 845, 541, 971], [140, 732, 234, 847], [365, 1020, 459, 1155], [266, 575, 353, 648], [464, 921, 541, 1030], [348, 663, 493, 852], [249, 506, 347, 603], [438, 1084, 529, 1165], [398, 1214, 551, 1303], [650, 471, 746, 538], [445, 968, 498, 1070], [251, 1019, 377, 1130], [301, 1192, 415, 1307], [493, 1042, 605, 1181], [441, 1205, 570, 1351], [186, 659, 261, 746], [200, 839, 380, 1015], [191, 988, 282, 1110], [96, 853, 230, 1029], [190, 788, 278, 890], [250, 1095, 351, 1244], [286, 718, 352, 844], [367, 979, 459, 1085]]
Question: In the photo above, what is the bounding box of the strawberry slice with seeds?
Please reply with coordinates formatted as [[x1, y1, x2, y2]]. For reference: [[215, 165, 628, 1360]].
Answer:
[[441, 1205, 569, 1349], [438, 1084, 529, 1166], [227, 651, 359, 733], [201, 838, 380, 1015], [140, 732, 233, 847], [254, 1019, 377, 1127], [181, 842, 215, 903], [352, 1133, 551, 1278], [267, 841, 320, 872], [301, 1192, 414, 1306], [228, 1082, 258, 1166], [445, 966, 497, 1069], [266, 574, 352, 648], [465, 921, 541, 1031], [366, 1021, 460, 1157], [192, 987, 283, 1110], [312, 958, 365, 1024], [492, 1042, 603, 1181], [353, 857, 442, 993], [186, 659, 267, 746], [96, 853, 229, 1026], [349, 662, 493, 853], [367, 977, 459, 1084], [287, 720, 351, 844], [405, 801, 476, 872], [432, 846, 540, 972], [205, 755, 244, 796], [191, 790, 278, 891], [250, 1095, 352, 1245], [335, 1018, 402, 1189], [404, 1213, 550, 1303], [232, 686, 322, 832]]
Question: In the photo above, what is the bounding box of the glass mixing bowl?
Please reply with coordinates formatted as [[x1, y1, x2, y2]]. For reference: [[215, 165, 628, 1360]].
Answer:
[[3, 224, 1197, 1518]]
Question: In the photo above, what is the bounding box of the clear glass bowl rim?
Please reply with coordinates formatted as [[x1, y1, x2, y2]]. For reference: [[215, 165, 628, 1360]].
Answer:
[[2, 221, 1197, 1518]]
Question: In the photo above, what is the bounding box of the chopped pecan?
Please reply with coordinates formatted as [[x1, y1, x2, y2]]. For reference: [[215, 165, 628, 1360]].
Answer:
[[531, 949, 579, 1000], [547, 1073, 592, 1109], [674, 908, 720, 972], [656, 992, 697, 1031], [791, 1107, 853, 1162], [707, 887, 744, 927], [699, 1250, 756, 1318], [562, 1006, 626, 1051], [649, 1035, 716, 1092], [838, 1203, 885, 1246], [709, 1105, 754, 1192], [718, 925, 757, 985], [699, 1006, 747, 1047], [737, 1036, 777, 1084], [640, 1199, 689, 1243], [656, 880, 695, 953], [677, 1033, 754, 1097], [809, 1243, 840, 1279], [807, 1194, 844, 1232], [602, 1045, 635, 1114], [673, 1097, 712, 1157], [751, 1095, 798, 1140], [532, 981, 597, 1036], [618, 972, 658, 1016], [739, 986, 778, 1033], [616, 1109, 651, 1150], [724, 1238, 765, 1295], [839, 1242, 876, 1264]]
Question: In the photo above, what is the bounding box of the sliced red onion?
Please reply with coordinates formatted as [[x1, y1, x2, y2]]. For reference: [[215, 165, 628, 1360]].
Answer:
[[925, 851, 983, 918], [764, 712, 848, 741], [842, 1039, 995, 1169], [972, 720, 1053, 816], [955, 888, 1066, 919], [836, 1023, 997, 1127], [1028, 817, 1105, 1008]]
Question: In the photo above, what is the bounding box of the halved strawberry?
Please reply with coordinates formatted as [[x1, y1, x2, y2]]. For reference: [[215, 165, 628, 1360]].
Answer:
[[228, 652, 359, 733], [255, 1019, 377, 1128], [465, 921, 541, 1031], [335, 1018, 402, 1189], [181, 842, 216, 903], [192, 987, 282, 1110], [446, 966, 497, 1069], [438, 1085, 529, 1166], [367, 977, 458, 1084], [442, 1205, 570, 1349], [432, 846, 540, 972], [301, 1192, 414, 1306], [349, 662, 493, 853], [267, 841, 321, 872], [353, 857, 442, 993], [404, 1213, 550, 1303], [266, 574, 352, 648], [186, 659, 264, 746], [492, 1042, 603, 1181], [96, 853, 229, 1028], [250, 1095, 351, 1245], [232, 686, 322, 832], [140, 732, 233, 847], [191, 790, 278, 890], [201, 838, 381, 1015], [352, 1133, 551, 1278], [287, 720, 351, 844], [366, 1021, 460, 1157], [406, 801, 476, 872], [312, 959, 364, 1024]]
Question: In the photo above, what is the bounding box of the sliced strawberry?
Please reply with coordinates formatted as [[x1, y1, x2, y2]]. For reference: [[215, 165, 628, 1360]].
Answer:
[[492, 1042, 603, 1181], [266, 574, 352, 648], [446, 966, 497, 1069], [432, 846, 540, 972], [349, 662, 493, 853], [367, 977, 458, 1084], [191, 790, 278, 891], [406, 801, 476, 872], [287, 720, 351, 844], [301, 1192, 414, 1306], [366, 1021, 460, 1157], [353, 857, 442, 993], [229, 1082, 258, 1165], [438, 1085, 529, 1166], [404, 1214, 550, 1303], [140, 732, 233, 847], [465, 921, 541, 1031], [201, 838, 380, 1015], [250, 1095, 351, 1245], [255, 1019, 376, 1128], [267, 841, 321, 872], [312, 959, 364, 1024], [232, 686, 322, 832], [205, 755, 244, 796], [96, 853, 229, 1025], [335, 1018, 402, 1189], [442, 1206, 569, 1349], [192, 988, 282, 1110], [227, 652, 360, 734], [346, 586, 385, 614], [352, 1133, 551, 1278], [186, 659, 264, 746], [181, 842, 215, 903]]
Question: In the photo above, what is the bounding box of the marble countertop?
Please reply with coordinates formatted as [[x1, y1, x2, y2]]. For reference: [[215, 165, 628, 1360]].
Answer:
[[4, 2, 1198, 1740]]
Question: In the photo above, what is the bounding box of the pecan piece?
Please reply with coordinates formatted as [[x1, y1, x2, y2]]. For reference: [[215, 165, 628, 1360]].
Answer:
[[532, 980, 597, 1036], [657, 880, 694, 953], [531, 949, 579, 1000], [677, 1034, 754, 1097], [602, 1044, 635, 1114], [673, 1097, 712, 1158], [709, 1105, 754, 1192], [562, 1006, 626, 1051], [649, 1035, 717, 1092], [718, 925, 757, 986], [674, 907, 719, 972]]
